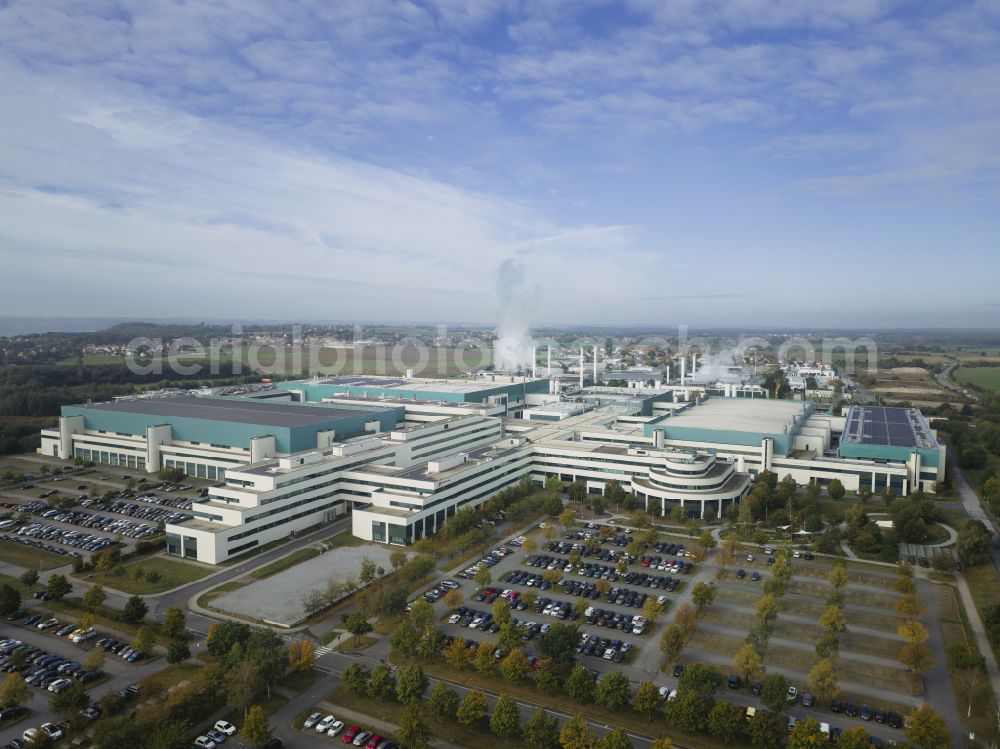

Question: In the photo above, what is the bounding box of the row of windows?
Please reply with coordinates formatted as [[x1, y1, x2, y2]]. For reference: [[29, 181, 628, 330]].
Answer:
[[409, 424, 499, 459], [228, 498, 341, 542], [74, 448, 146, 470], [164, 459, 225, 481]]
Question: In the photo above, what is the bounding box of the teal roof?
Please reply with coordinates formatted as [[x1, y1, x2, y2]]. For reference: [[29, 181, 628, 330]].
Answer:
[[63, 396, 402, 453]]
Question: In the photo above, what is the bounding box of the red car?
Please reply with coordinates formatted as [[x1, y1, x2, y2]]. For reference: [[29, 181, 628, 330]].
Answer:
[[343, 726, 362, 744], [366, 735, 383, 749]]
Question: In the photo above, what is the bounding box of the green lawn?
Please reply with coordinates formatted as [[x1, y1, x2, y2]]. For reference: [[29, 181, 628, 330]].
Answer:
[[955, 367, 1000, 391], [0, 541, 70, 570], [324, 530, 364, 548], [278, 669, 317, 693], [85, 555, 216, 594], [250, 548, 320, 579], [140, 662, 204, 696]]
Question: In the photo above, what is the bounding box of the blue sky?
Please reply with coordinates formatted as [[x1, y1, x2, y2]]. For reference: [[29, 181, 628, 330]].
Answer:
[[0, 0, 998, 328]]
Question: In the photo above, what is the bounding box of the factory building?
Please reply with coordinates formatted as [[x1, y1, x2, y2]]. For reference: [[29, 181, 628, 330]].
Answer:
[[37, 376, 944, 563]]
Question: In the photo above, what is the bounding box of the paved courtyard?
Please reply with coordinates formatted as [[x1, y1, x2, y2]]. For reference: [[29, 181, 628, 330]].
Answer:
[[214, 545, 396, 626]]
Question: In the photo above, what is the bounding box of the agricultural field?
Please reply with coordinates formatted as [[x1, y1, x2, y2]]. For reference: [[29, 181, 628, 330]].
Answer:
[[955, 366, 1000, 392]]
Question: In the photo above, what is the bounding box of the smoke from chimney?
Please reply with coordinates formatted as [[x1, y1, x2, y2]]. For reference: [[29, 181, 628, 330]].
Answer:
[[493, 257, 534, 371]]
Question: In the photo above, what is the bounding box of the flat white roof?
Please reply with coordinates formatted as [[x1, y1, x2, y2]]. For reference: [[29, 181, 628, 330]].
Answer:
[[663, 398, 809, 434]]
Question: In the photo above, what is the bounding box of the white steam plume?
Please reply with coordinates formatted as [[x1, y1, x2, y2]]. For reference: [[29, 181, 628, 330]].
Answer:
[[691, 348, 740, 383], [493, 257, 534, 371]]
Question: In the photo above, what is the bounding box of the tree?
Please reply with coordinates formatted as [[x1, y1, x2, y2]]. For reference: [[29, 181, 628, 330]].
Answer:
[[565, 664, 596, 703], [905, 704, 949, 749], [359, 556, 379, 586], [659, 624, 686, 665], [678, 662, 722, 698], [122, 595, 148, 625], [443, 587, 464, 609], [0, 673, 30, 708], [206, 621, 251, 656], [490, 693, 521, 742], [894, 592, 927, 620], [50, 681, 89, 717], [396, 664, 428, 705], [456, 690, 488, 725], [162, 607, 186, 639], [475, 641, 496, 675], [760, 673, 790, 713], [242, 704, 272, 748], [559, 508, 576, 528], [342, 663, 370, 695], [398, 703, 432, 749], [287, 638, 316, 672], [166, 638, 191, 664], [807, 658, 840, 702], [899, 641, 934, 676], [538, 622, 580, 667], [535, 657, 562, 693], [756, 593, 779, 628], [634, 681, 660, 721], [0, 584, 20, 616], [444, 637, 474, 670], [46, 574, 72, 601], [82, 647, 105, 672], [819, 605, 846, 635], [428, 681, 459, 717], [474, 563, 492, 591], [524, 708, 560, 749], [748, 710, 785, 749], [227, 659, 262, 718], [367, 664, 396, 701], [733, 643, 764, 683], [708, 700, 744, 744], [957, 518, 993, 565], [650, 740, 674, 749], [131, 625, 153, 653], [83, 584, 107, 610], [19, 569, 38, 589], [642, 597, 662, 624], [601, 727, 631, 749], [501, 647, 531, 683], [345, 611, 373, 646], [595, 671, 630, 710], [833, 727, 874, 749], [665, 688, 708, 732], [674, 603, 699, 635], [390, 548, 408, 571], [897, 619, 929, 645], [691, 583, 719, 614], [559, 713, 596, 749], [826, 479, 845, 500], [826, 563, 848, 594], [788, 716, 825, 749], [523, 537, 538, 554]]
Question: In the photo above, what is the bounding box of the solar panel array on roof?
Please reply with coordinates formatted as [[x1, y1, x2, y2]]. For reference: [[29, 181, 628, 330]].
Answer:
[[842, 406, 936, 448]]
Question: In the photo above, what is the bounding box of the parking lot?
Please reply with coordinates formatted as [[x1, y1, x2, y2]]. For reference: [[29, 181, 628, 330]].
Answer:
[[300, 710, 399, 749], [409, 518, 938, 746], [0, 606, 162, 746], [420, 524, 699, 673]]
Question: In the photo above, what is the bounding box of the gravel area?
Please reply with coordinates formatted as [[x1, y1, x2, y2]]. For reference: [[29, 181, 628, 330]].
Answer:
[[214, 545, 396, 626]]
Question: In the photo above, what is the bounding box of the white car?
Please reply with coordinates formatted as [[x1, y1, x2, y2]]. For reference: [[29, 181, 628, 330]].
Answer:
[[303, 712, 322, 729], [193, 737, 217, 749], [72, 627, 97, 643], [47, 678, 73, 692], [41, 723, 64, 740], [316, 715, 337, 733], [37, 618, 58, 630], [658, 686, 670, 700], [793, 550, 801, 558], [214, 720, 237, 736], [327, 720, 345, 737], [448, 614, 461, 624]]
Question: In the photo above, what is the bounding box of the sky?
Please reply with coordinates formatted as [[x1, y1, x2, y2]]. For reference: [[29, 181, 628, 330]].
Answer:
[[0, 0, 999, 330]]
